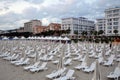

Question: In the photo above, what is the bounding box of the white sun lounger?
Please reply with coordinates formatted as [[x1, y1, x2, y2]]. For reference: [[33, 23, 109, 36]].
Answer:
[[83, 61, 96, 73], [52, 60, 59, 64], [24, 61, 40, 70], [46, 68, 66, 79], [54, 69, 75, 80], [11, 57, 24, 64], [74, 61, 87, 70], [64, 59, 72, 66], [103, 55, 115, 66], [107, 67, 120, 79], [30, 62, 47, 72], [3, 54, 16, 60], [14, 58, 30, 66], [0, 52, 10, 58], [10, 54, 19, 61], [0, 52, 8, 57]]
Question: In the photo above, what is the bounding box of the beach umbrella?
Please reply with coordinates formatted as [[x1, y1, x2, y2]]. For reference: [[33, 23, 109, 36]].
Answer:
[[102, 42, 106, 61], [84, 52, 89, 67], [13, 36, 19, 40], [52, 37, 58, 41], [58, 36, 63, 44], [20, 36, 26, 40], [2, 37, 8, 40], [118, 62, 120, 68], [57, 45, 64, 69], [91, 60, 101, 80], [34, 47, 38, 62]]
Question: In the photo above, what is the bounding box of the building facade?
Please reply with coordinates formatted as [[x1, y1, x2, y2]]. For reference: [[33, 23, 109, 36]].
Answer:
[[16, 27, 24, 32], [33, 26, 47, 34], [96, 18, 106, 33], [61, 17, 95, 35], [105, 7, 120, 36], [48, 23, 61, 31], [24, 20, 42, 33]]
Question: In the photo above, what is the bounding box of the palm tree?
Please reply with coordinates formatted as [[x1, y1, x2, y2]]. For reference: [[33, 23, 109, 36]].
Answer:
[[90, 31, 93, 36], [74, 30, 78, 39], [93, 31, 98, 36], [113, 30, 118, 36], [98, 30, 104, 36]]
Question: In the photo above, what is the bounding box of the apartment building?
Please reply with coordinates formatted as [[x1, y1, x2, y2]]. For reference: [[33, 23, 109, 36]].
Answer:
[[105, 7, 120, 36], [24, 20, 42, 33], [16, 27, 24, 33], [61, 17, 95, 35], [96, 18, 106, 33], [48, 23, 61, 31], [33, 26, 47, 34]]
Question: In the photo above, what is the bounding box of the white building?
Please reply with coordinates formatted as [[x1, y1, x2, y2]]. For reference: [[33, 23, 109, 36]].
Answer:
[[61, 17, 95, 35], [96, 18, 106, 33], [24, 20, 42, 33], [105, 7, 120, 36]]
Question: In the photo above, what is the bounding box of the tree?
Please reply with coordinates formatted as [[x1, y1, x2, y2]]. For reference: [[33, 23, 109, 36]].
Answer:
[[66, 28, 71, 34], [90, 31, 93, 36], [74, 30, 78, 39], [113, 30, 118, 36], [98, 30, 104, 36], [93, 31, 98, 36], [84, 31, 88, 36], [81, 31, 85, 36]]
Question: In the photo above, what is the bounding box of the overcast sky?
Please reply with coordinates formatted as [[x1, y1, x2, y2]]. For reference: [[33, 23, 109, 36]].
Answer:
[[0, 0, 120, 30]]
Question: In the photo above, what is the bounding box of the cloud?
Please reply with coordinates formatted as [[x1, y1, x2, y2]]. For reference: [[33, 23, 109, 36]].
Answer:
[[0, 0, 120, 30]]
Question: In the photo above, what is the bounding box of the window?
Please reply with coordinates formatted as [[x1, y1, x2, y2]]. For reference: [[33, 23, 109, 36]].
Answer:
[[113, 22, 118, 25], [107, 26, 112, 29], [113, 10, 119, 13], [107, 30, 112, 33], [113, 18, 119, 21], [107, 23, 112, 25], [107, 14, 112, 17], [113, 14, 119, 16], [113, 26, 118, 29]]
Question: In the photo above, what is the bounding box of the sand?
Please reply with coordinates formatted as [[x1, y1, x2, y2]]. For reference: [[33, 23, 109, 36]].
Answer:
[[0, 56, 119, 80], [0, 41, 120, 80]]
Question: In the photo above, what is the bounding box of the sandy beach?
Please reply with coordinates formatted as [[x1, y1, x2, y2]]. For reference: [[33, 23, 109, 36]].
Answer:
[[0, 40, 120, 80], [0, 53, 119, 80]]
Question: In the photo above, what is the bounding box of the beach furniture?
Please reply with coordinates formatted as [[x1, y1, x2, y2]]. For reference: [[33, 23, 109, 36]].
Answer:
[[0, 52, 10, 58], [46, 68, 66, 79], [83, 61, 96, 73], [5, 54, 19, 61], [11, 57, 24, 64], [3, 54, 16, 60], [54, 69, 75, 80], [107, 67, 120, 80], [64, 59, 72, 66], [73, 54, 82, 61], [52, 60, 59, 64], [15, 58, 30, 66], [74, 61, 87, 70], [30, 62, 47, 72], [24, 61, 40, 70], [105, 49, 111, 56], [97, 57, 104, 64], [103, 54, 115, 66]]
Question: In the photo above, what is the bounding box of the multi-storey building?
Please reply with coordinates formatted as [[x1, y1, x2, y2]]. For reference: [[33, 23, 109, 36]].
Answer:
[[16, 27, 24, 33], [61, 17, 95, 35], [24, 20, 42, 33], [105, 7, 120, 36], [48, 23, 61, 31], [96, 18, 106, 33], [33, 26, 47, 34]]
